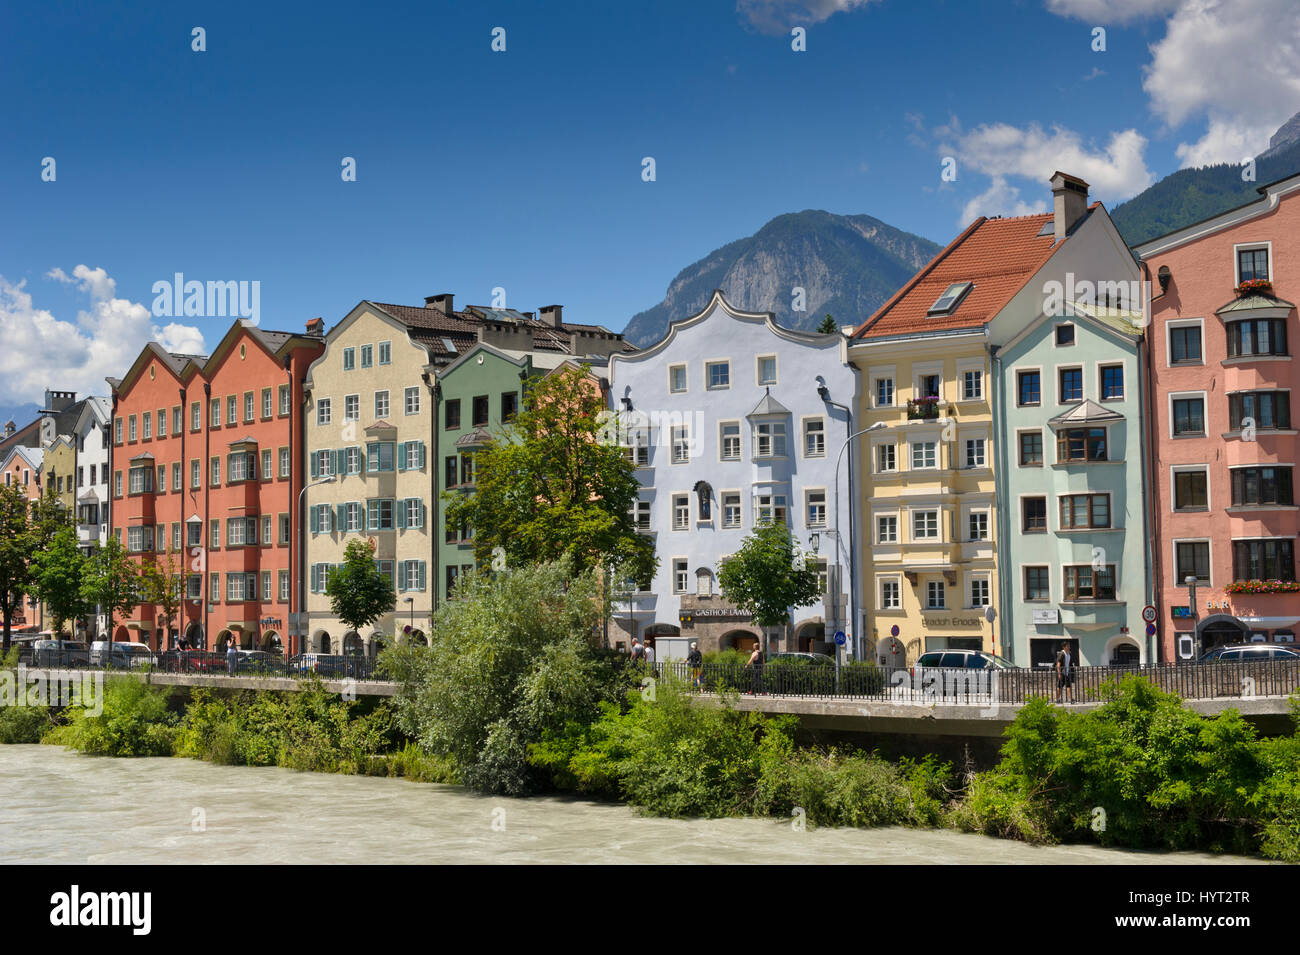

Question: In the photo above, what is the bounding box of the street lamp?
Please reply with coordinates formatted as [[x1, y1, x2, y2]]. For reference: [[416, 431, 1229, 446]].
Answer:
[[296, 474, 335, 655]]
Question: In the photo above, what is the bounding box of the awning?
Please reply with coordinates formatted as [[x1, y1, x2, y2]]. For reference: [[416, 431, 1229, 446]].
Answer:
[[1047, 399, 1124, 428]]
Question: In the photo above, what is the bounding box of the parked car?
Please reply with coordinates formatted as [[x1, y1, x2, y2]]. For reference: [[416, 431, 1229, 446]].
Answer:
[[290, 653, 359, 677], [156, 649, 226, 673], [32, 639, 90, 666], [913, 649, 1016, 672], [235, 650, 280, 674], [1199, 644, 1300, 662], [763, 651, 838, 693], [90, 640, 156, 669]]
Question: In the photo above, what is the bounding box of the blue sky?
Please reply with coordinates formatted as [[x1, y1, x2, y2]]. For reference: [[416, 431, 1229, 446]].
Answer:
[[1, 0, 1297, 408]]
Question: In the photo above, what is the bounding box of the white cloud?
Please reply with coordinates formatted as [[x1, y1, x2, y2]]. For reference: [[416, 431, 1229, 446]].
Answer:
[[1044, 0, 1181, 23], [0, 266, 206, 406], [736, 0, 880, 35], [959, 176, 1048, 225], [1142, 0, 1300, 167], [943, 121, 1155, 208]]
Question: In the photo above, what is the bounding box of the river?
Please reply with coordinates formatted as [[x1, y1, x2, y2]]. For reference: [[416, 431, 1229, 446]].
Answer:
[[0, 746, 1264, 864]]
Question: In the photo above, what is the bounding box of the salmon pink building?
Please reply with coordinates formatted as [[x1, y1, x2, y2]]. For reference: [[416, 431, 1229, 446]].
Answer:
[[109, 321, 323, 652], [1135, 173, 1300, 658]]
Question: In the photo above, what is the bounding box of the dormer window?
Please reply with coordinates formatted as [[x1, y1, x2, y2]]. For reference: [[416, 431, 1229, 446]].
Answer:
[[927, 282, 973, 316]]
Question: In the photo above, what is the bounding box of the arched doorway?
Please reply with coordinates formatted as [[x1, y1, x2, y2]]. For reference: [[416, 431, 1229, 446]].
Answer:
[[343, 631, 362, 656], [184, 623, 204, 650], [261, 631, 282, 654], [1106, 637, 1141, 667], [721, 629, 760, 654], [367, 632, 385, 658], [113, 625, 129, 642], [313, 631, 332, 654], [795, 621, 825, 652], [216, 628, 234, 652], [878, 634, 906, 668], [408, 629, 427, 647], [1199, 614, 1249, 652]]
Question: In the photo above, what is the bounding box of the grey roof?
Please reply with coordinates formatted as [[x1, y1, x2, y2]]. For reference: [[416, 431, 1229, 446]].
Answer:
[[455, 428, 493, 448], [1048, 399, 1125, 427], [1216, 293, 1297, 314], [746, 388, 792, 418]]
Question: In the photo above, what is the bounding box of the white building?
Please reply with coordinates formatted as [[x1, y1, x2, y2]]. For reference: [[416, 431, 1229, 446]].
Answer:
[[73, 396, 112, 556], [608, 291, 861, 659]]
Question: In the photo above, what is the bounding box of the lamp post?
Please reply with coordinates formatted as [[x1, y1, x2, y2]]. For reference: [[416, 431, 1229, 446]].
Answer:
[[403, 596, 414, 639], [1185, 575, 1199, 661], [296, 474, 335, 655]]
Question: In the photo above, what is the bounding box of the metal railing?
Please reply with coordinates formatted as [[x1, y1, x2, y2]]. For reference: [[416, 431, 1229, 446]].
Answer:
[[12, 648, 381, 681]]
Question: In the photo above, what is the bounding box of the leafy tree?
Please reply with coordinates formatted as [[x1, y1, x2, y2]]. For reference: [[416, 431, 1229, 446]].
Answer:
[[80, 537, 140, 645], [381, 559, 622, 795], [717, 522, 821, 643], [444, 363, 656, 584], [31, 526, 92, 637], [0, 483, 33, 652], [326, 538, 396, 640], [817, 313, 839, 334], [141, 548, 186, 648]]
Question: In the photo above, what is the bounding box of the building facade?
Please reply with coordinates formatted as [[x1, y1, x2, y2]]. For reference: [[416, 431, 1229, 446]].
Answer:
[[609, 291, 859, 659], [73, 396, 112, 559], [1134, 172, 1300, 657]]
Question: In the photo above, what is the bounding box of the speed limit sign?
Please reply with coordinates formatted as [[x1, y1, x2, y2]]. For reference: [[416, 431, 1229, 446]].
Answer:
[[1141, 605, 1157, 624]]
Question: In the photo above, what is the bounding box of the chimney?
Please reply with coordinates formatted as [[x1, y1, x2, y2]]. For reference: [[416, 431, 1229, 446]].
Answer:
[[425, 293, 454, 315], [305, 317, 324, 336], [1050, 171, 1090, 241], [42, 390, 76, 413], [4, 421, 13, 439], [539, 304, 563, 328]]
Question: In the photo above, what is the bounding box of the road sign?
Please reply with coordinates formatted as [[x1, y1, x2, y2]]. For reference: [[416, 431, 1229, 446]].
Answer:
[[890, 625, 900, 637], [1177, 634, 1195, 660], [834, 630, 847, 646], [1145, 623, 1156, 636], [1141, 605, 1157, 624]]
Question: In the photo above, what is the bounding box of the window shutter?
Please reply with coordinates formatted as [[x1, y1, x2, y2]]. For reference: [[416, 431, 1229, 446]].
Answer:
[[418, 441, 426, 469], [418, 561, 426, 591], [336, 503, 346, 531], [310, 453, 318, 478], [397, 561, 407, 592], [397, 442, 407, 471], [309, 506, 319, 534], [366, 504, 375, 533], [397, 500, 407, 530]]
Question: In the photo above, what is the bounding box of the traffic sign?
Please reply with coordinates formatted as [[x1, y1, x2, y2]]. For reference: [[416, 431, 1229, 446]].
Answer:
[[1141, 605, 1157, 624], [1145, 623, 1156, 636], [890, 625, 900, 637], [834, 630, 847, 646]]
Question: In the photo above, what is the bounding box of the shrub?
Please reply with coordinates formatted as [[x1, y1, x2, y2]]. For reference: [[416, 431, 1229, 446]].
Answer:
[[43, 678, 177, 757]]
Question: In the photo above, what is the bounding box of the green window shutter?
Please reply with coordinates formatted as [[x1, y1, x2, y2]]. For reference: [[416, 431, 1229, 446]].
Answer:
[[397, 561, 407, 592], [418, 561, 426, 591], [397, 500, 407, 530], [309, 506, 318, 534], [310, 452, 318, 479], [419, 441, 426, 469], [397, 442, 407, 471], [336, 503, 346, 531]]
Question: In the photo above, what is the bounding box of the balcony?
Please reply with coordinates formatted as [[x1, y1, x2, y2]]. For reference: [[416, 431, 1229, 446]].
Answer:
[[907, 397, 942, 420]]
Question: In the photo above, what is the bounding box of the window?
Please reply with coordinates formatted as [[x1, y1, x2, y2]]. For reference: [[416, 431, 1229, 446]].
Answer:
[[367, 499, 395, 531], [1056, 427, 1108, 462], [113, 471, 122, 496], [720, 422, 741, 461], [403, 442, 422, 471], [210, 457, 220, 486], [671, 426, 690, 464], [877, 515, 897, 544], [279, 571, 290, 602], [279, 384, 290, 416], [927, 282, 972, 315], [367, 442, 394, 472], [723, 493, 741, 528], [1059, 493, 1111, 529], [260, 449, 271, 482], [668, 364, 687, 394], [912, 509, 938, 540], [445, 456, 458, 488], [1227, 318, 1287, 357], [876, 443, 896, 473], [471, 395, 488, 428], [227, 517, 249, 546], [806, 490, 826, 527], [445, 399, 461, 430], [501, 392, 518, 421], [1055, 324, 1075, 346], [277, 447, 289, 478], [343, 347, 356, 371], [378, 341, 391, 365], [926, 580, 946, 609], [1023, 497, 1047, 532], [632, 500, 651, 530], [1231, 466, 1294, 506], [911, 441, 937, 470], [460, 455, 475, 486], [1176, 542, 1211, 583], [279, 514, 290, 545], [156, 466, 166, 492], [1229, 391, 1291, 431], [1172, 397, 1205, 435], [1018, 370, 1041, 406], [754, 492, 787, 525], [968, 511, 989, 541], [1233, 539, 1295, 581], [375, 391, 390, 419], [1170, 325, 1202, 364], [964, 438, 986, 469], [673, 559, 689, 594], [880, 579, 901, 610], [128, 466, 152, 495], [187, 574, 202, 600], [341, 502, 360, 533], [244, 392, 254, 422], [191, 402, 200, 431], [1064, 565, 1116, 601], [228, 452, 253, 483], [340, 394, 358, 422], [360, 344, 373, 368], [757, 356, 777, 386], [961, 370, 982, 400], [128, 416, 137, 441], [1238, 246, 1269, 282], [403, 498, 424, 529], [227, 395, 237, 425], [969, 577, 990, 608], [1024, 566, 1050, 601], [673, 494, 689, 530], [211, 399, 221, 428], [126, 526, 154, 553], [210, 519, 220, 549], [918, 374, 940, 400], [190, 459, 200, 489], [142, 412, 152, 439], [875, 377, 895, 408], [261, 514, 272, 545], [1100, 365, 1124, 400], [1059, 367, 1083, 403], [405, 387, 421, 416], [114, 418, 123, 444], [172, 406, 182, 434], [312, 449, 333, 478], [706, 361, 730, 389], [754, 422, 786, 458], [261, 388, 272, 419], [1174, 469, 1209, 510], [804, 418, 825, 457], [1019, 431, 1043, 466], [317, 399, 331, 426]]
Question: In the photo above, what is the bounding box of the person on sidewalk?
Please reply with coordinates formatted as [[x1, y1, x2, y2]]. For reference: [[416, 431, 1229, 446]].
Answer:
[[686, 642, 703, 689], [744, 642, 764, 695], [1056, 641, 1074, 704], [226, 639, 239, 677]]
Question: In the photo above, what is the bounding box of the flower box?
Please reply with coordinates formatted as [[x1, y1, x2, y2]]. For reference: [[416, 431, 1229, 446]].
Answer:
[[1236, 279, 1274, 297], [1225, 579, 1300, 594]]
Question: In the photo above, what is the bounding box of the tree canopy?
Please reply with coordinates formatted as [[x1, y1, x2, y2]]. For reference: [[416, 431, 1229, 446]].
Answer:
[[326, 538, 397, 636], [717, 521, 821, 630]]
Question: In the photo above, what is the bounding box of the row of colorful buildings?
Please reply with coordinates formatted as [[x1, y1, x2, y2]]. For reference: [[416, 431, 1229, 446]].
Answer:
[[5, 168, 1298, 667]]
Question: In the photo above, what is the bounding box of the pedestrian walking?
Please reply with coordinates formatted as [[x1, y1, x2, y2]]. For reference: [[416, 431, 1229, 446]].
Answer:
[[629, 638, 644, 664], [226, 639, 239, 676], [1056, 640, 1074, 704], [643, 640, 655, 668], [686, 641, 703, 689], [744, 641, 764, 695]]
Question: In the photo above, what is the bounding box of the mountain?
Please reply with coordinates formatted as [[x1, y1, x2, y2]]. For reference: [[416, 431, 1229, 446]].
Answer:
[[0, 402, 41, 429], [1111, 111, 1300, 247], [623, 211, 942, 346]]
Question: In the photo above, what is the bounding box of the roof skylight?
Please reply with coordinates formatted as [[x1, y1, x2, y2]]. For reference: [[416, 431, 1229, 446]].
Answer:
[[927, 282, 973, 316]]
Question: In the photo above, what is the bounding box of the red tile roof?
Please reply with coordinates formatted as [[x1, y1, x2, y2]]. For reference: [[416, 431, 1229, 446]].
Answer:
[[853, 209, 1088, 339]]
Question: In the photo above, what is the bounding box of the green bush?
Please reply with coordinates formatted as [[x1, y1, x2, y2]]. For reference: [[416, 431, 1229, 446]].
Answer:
[[43, 678, 177, 757], [0, 703, 55, 743]]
